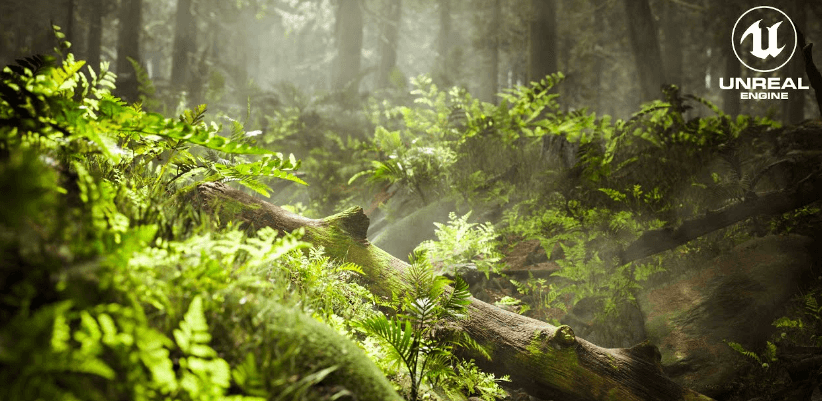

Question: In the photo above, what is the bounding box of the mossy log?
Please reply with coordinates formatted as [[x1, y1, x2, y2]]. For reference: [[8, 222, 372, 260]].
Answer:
[[263, 303, 404, 401], [191, 181, 714, 401]]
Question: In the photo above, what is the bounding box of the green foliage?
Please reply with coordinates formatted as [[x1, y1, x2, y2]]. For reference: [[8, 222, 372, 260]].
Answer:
[[416, 211, 503, 278], [441, 360, 510, 401], [356, 252, 497, 401], [0, 52, 390, 401], [723, 286, 822, 398]]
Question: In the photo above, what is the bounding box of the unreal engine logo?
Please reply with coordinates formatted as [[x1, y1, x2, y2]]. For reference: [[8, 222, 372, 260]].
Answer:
[[721, 6, 809, 99]]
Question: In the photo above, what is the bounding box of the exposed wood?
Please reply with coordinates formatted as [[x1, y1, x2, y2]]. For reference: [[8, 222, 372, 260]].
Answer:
[[191, 181, 713, 401]]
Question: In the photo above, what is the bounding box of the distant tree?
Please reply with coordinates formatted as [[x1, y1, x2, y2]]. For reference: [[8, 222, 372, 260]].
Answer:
[[720, 2, 741, 116], [171, 0, 195, 90], [377, 0, 402, 89], [623, 0, 665, 103], [334, 0, 364, 96], [782, 0, 805, 124], [115, 0, 143, 103], [476, 0, 501, 103], [86, 0, 103, 73], [527, 0, 557, 83], [488, 0, 500, 103], [435, 0, 453, 86], [590, 0, 608, 115], [661, 0, 682, 89], [66, 0, 75, 49]]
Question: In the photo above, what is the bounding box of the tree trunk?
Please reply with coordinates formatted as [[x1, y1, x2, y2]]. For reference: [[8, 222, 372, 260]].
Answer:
[[333, 0, 363, 97], [190, 181, 714, 401], [66, 0, 75, 50], [115, 0, 142, 103], [661, 0, 682, 89], [782, 0, 806, 125], [591, 0, 607, 115], [477, 0, 500, 103], [171, 0, 195, 90], [376, 0, 401, 89], [623, 0, 665, 103], [720, 2, 741, 116], [528, 0, 557, 82], [86, 0, 103, 73], [435, 0, 453, 87]]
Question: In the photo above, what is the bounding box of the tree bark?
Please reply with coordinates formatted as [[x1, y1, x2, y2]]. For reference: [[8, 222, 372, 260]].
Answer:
[[86, 0, 103, 73], [623, 0, 665, 103], [376, 0, 401, 89], [333, 0, 363, 97], [171, 0, 195, 90], [190, 181, 714, 401], [115, 0, 142, 103], [528, 0, 557, 83]]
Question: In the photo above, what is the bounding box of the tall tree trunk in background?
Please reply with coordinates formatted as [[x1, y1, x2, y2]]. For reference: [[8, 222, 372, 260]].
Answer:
[[591, 0, 608, 115], [86, 0, 103, 72], [661, 0, 682, 89], [479, 0, 500, 103], [376, 0, 401, 89], [333, 0, 363, 97], [721, 3, 740, 116], [528, 0, 557, 83], [65, 0, 75, 49], [623, 0, 665, 103], [782, 0, 806, 125], [436, 0, 453, 87], [115, 0, 142, 103], [171, 0, 195, 90]]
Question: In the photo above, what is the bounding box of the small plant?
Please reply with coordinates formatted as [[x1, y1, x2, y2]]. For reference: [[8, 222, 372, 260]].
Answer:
[[442, 359, 509, 401], [415, 211, 503, 278], [355, 251, 488, 401]]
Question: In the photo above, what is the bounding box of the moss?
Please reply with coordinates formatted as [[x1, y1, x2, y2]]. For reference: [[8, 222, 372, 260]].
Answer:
[[552, 325, 576, 347], [267, 304, 403, 401], [607, 353, 619, 371], [522, 332, 654, 401]]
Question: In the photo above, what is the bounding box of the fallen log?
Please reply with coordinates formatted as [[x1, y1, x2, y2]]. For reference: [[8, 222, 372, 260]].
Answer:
[[190, 181, 713, 401], [618, 168, 822, 265]]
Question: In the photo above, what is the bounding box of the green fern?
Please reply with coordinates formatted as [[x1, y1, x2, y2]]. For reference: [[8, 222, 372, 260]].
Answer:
[[355, 253, 486, 401]]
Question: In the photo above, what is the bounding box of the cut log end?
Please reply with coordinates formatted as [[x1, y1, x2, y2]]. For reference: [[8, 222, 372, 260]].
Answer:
[[323, 207, 370, 241]]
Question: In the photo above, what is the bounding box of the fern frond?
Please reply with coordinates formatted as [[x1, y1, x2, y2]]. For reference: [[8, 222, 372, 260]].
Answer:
[[441, 276, 471, 319], [356, 314, 415, 364]]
